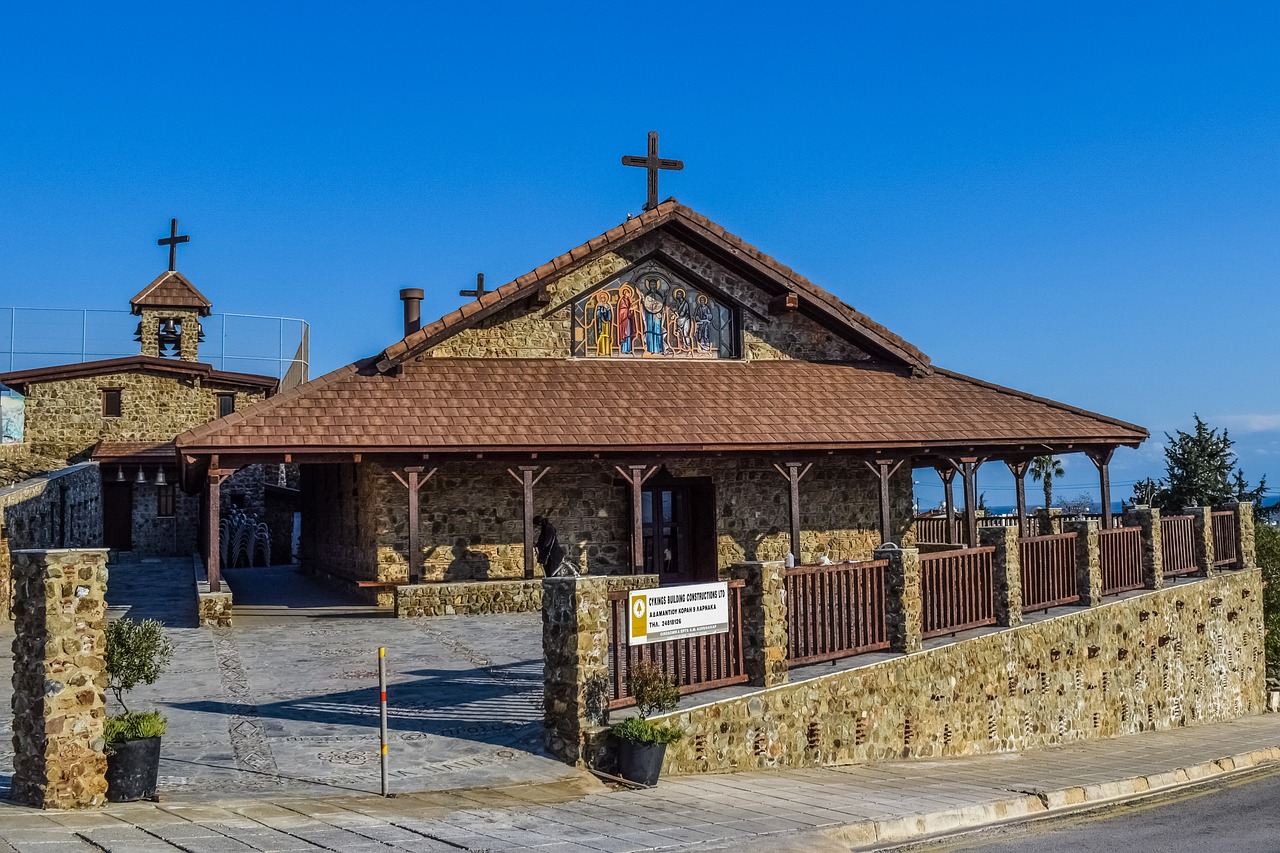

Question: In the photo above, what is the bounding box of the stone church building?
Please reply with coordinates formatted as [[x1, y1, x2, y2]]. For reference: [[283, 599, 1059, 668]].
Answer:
[[0, 269, 288, 558], [175, 200, 1146, 602]]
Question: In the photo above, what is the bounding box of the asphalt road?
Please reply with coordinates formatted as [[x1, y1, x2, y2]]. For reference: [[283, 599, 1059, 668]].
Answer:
[[888, 763, 1280, 853]]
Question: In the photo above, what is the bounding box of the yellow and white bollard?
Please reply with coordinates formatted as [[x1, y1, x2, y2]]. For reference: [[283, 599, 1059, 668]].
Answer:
[[378, 646, 389, 797]]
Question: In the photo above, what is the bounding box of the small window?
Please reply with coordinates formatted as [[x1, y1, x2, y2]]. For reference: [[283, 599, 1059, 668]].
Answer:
[[217, 394, 235, 418], [156, 484, 175, 518], [102, 389, 122, 418]]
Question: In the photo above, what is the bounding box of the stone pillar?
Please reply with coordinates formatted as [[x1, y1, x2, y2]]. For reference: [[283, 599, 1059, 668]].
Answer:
[[1122, 505, 1163, 590], [1184, 506, 1215, 577], [1232, 501, 1256, 570], [980, 526, 1022, 627], [730, 561, 788, 688], [10, 548, 109, 810], [542, 576, 611, 766], [877, 545, 922, 653], [1034, 507, 1063, 536], [1063, 519, 1102, 605]]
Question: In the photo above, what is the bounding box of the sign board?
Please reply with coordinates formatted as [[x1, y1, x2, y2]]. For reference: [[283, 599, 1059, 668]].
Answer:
[[628, 581, 729, 646]]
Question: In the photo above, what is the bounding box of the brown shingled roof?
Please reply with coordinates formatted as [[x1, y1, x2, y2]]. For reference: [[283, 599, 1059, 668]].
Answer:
[[0, 355, 278, 395], [175, 357, 1146, 457], [375, 201, 931, 373], [91, 441, 176, 462], [130, 270, 213, 316]]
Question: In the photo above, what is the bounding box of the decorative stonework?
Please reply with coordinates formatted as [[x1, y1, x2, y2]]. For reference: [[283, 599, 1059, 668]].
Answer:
[[879, 545, 922, 653], [396, 574, 654, 618], [1233, 502, 1256, 569], [1124, 506, 1164, 590], [10, 548, 110, 809], [646, 571, 1264, 776], [1063, 519, 1102, 605], [981, 526, 1022, 627], [1184, 506, 1216, 577]]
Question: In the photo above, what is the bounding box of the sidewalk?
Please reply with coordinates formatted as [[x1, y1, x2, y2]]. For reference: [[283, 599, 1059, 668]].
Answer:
[[4, 714, 1280, 852]]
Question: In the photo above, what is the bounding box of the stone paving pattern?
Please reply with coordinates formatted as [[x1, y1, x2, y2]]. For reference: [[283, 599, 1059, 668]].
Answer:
[[1, 708, 1279, 851]]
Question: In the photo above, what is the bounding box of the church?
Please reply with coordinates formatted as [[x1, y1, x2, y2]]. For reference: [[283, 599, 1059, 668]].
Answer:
[[174, 141, 1147, 606]]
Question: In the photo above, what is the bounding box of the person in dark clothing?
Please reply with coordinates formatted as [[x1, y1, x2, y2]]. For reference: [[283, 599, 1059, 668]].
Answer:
[[533, 515, 566, 573]]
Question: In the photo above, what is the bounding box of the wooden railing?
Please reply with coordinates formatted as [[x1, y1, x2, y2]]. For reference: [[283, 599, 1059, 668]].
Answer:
[[785, 560, 890, 667], [606, 580, 748, 710], [1161, 515, 1199, 577], [914, 516, 955, 544], [1018, 532, 1080, 612], [1099, 526, 1144, 595], [919, 546, 996, 638], [1212, 511, 1239, 568]]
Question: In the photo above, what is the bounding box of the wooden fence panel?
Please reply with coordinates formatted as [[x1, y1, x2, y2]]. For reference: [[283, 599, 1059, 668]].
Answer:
[[1212, 511, 1239, 568], [1099, 526, 1143, 595], [1018, 532, 1080, 612], [1161, 515, 1198, 577], [919, 547, 996, 638], [786, 560, 890, 667]]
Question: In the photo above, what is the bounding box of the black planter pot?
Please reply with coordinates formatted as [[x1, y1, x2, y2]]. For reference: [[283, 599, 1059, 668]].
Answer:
[[105, 736, 161, 802], [617, 740, 667, 786]]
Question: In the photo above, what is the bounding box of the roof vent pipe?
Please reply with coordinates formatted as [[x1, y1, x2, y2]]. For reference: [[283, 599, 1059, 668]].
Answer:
[[399, 288, 424, 337]]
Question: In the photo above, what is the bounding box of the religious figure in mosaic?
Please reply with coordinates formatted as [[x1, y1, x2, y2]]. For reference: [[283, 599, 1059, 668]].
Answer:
[[641, 278, 666, 354], [593, 291, 613, 356], [617, 285, 636, 355], [695, 294, 714, 350], [673, 288, 693, 352]]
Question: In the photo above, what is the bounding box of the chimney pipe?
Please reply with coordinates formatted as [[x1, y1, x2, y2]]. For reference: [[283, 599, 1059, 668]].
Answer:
[[399, 288, 424, 337]]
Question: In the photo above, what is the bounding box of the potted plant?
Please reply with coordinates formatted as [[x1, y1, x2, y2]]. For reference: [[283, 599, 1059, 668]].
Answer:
[[611, 660, 683, 785], [104, 617, 175, 802]]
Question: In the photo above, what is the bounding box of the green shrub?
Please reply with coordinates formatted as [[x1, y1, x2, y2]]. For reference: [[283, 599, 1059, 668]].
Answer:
[[104, 711, 167, 749], [105, 618, 174, 743], [612, 716, 684, 744]]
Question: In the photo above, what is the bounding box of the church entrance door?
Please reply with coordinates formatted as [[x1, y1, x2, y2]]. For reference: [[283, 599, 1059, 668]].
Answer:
[[641, 480, 716, 585], [103, 482, 133, 551]]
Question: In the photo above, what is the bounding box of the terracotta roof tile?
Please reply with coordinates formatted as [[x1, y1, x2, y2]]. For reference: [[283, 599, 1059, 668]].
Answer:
[[129, 270, 213, 316], [175, 358, 1146, 456]]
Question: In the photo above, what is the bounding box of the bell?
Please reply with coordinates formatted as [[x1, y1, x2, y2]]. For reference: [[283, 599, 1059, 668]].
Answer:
[[115, 465, 125, 482], [135, 466, 146, 484], [155, 468, 167, 486], [160, 318, 177, 336]]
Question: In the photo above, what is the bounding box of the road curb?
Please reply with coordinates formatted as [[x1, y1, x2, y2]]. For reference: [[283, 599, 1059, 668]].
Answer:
[[818, 745, 1280, 850]]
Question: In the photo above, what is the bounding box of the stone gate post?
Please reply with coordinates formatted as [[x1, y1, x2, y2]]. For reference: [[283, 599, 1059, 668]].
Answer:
[[877, 545, 922, 653], [1230, 501, 1256, 570], [730, 561, 788, 688], [542, 575, 611, 766], [1034, 507, 1063, 536], [980, 526, 1022, 627], [1183, 506, 1215, 576], [1122, 506, 1163, 590], [1062, 519, 1102, 605], [10, 548, 109, 809]]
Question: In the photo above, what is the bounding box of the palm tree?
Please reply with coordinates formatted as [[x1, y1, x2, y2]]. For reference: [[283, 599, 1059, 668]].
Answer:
[[1030, 455, 1065, 510]]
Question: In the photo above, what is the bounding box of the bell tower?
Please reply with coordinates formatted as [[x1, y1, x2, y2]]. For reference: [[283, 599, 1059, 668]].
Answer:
[[129, 219, 212, 361]]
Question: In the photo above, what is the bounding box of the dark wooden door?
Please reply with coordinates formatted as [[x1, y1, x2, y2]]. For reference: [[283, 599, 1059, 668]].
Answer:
[[102, 482, 133, 551], [643, 480, 716, 584]]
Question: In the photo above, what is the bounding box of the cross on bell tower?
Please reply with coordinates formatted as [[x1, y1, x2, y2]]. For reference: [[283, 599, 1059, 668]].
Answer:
[[621, 131, 684, 212], [157, 218, 189, 271]]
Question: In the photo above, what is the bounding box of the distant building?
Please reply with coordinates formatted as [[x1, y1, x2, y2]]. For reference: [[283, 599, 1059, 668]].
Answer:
[[0, 268, 296, 559]]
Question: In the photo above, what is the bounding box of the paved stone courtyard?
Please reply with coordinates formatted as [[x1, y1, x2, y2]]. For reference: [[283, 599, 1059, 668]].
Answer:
[[0, 559, 587, 801]]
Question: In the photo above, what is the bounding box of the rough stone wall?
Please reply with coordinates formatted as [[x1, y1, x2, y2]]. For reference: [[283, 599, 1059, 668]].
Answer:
[[9, 548, 110, 809], [417, 232, 873, 364], [643, 571, 1264, 776], [138, 308, 202, 361], [397, 573, 657, 618], [321, 456, 912, 591], [0, 463, 102, 619], [20, 371, 268, 462], [128, 482, 199, 557]]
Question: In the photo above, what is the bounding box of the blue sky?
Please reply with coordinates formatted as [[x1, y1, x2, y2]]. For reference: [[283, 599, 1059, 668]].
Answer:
[[2, 2, 1278, 507]]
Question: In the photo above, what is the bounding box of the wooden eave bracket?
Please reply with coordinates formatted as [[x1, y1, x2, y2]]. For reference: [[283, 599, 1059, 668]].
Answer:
[[768, 291, 799, 315]]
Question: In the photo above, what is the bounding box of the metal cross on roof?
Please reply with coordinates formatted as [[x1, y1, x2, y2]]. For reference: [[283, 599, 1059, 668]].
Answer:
[[459, 273, 487, 299], [157, 218, 190, 271], [621, 131, 684, 212]]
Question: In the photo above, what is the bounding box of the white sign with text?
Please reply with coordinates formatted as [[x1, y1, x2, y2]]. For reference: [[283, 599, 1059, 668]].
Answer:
[[627, 581, 729, 646]]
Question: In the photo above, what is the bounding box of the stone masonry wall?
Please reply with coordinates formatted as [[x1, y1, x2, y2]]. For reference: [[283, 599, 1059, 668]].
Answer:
[[417, 232, 872, 365], [316, 456, 913, 591], [0, 463, 102, 619], [20, 370, 267, 462], [397, 573, 658, 618], [9, 548, 110, 809], [643, 571, 1263, 776]]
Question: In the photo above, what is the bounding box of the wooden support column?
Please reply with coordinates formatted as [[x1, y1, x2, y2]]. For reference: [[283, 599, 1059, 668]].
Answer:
[[1006, 459, 1032, 538], [952, 457, 984, 548], [773, 462, 813, 563], [205, 467, 225, 593], [1088, 447, 1116, 528], [392, 467, 437, 583], [864, 459, 906, 546], [616, 465, 657, 575], [935, 463, 958, 544], [507, 466, 550, 579]]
